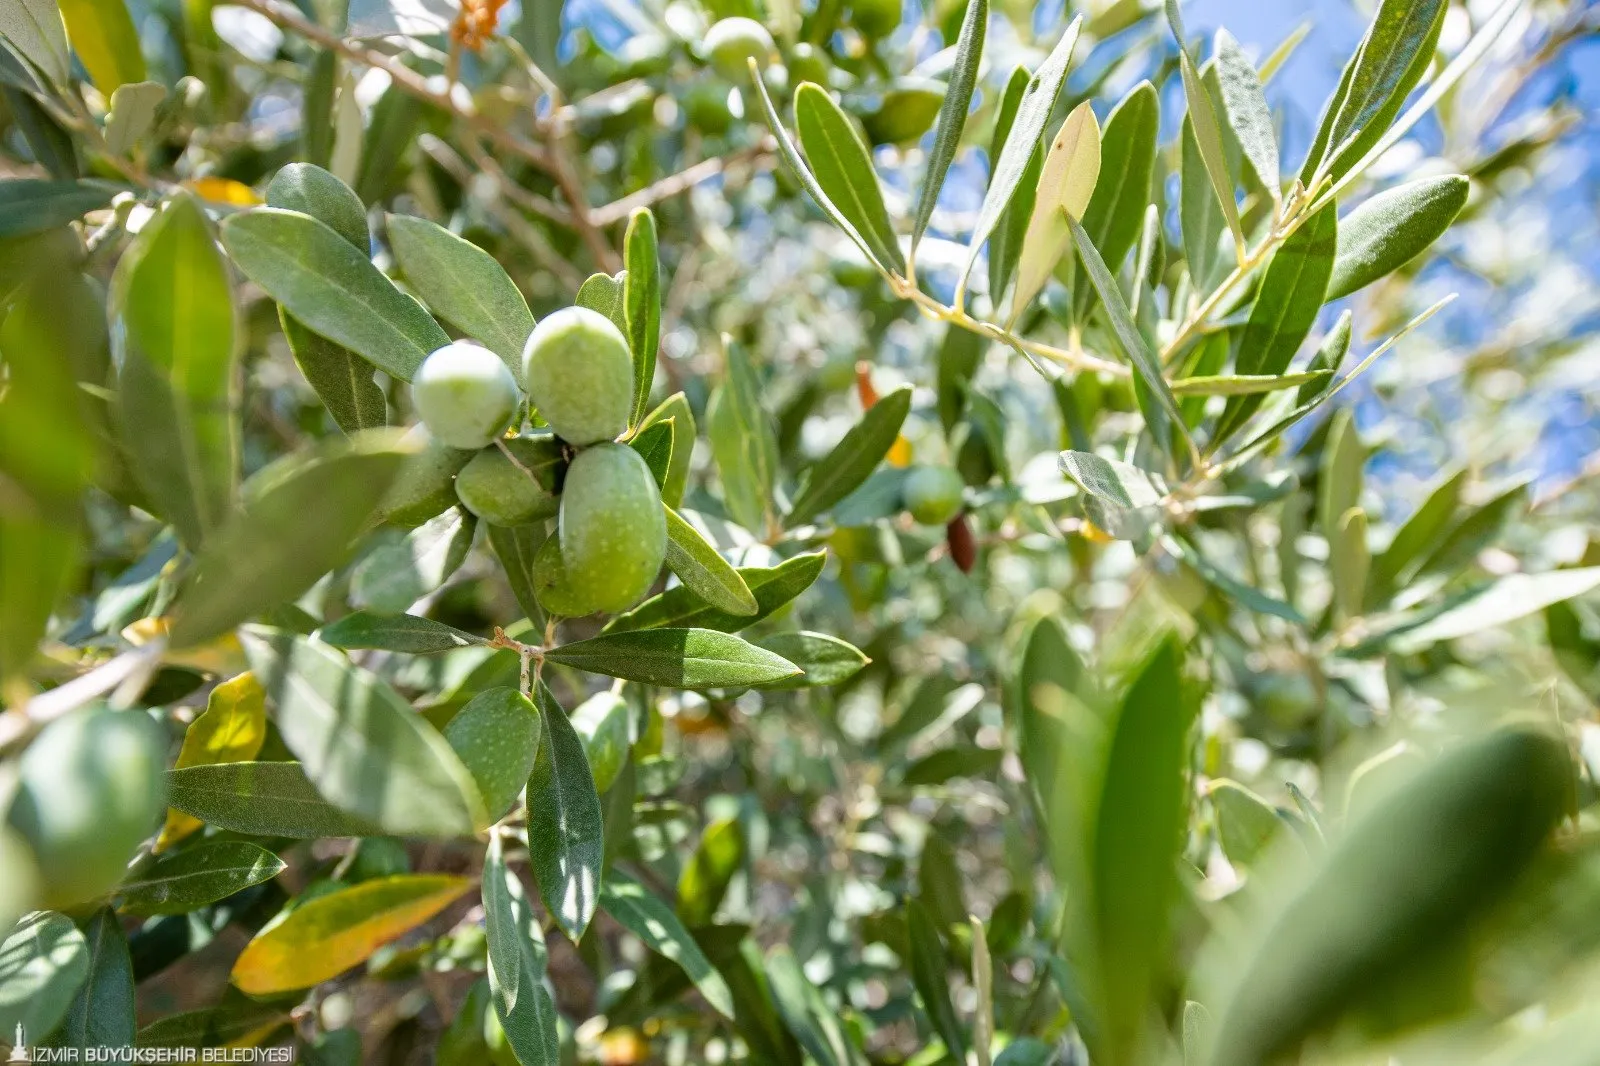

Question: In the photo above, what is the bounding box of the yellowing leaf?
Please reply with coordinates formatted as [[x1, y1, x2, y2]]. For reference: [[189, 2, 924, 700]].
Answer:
[[1011, 101, 1102, 322], [121, 616, 246, 675], [156, 672, 267, 850], [887, 436, 913, 468], [56, 0, 145, 91], [231, 875, 472, 995], [186, 177, 263, 206]]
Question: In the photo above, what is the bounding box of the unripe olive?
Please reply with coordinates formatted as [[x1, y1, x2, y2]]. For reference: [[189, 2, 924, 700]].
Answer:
[[7, 707, 167, 909], [787, 42, 832, 86], [454, 435, 564, 527], [683, 82, 736, 136], [532, 535, 603, 618], [380, 426, 475, 527], [558, 443, 667, 613], [443, 688, 541, 822], [412, 341, 521, 450], [847, 0, 900, 39], [520, 307, 634, 446], [903, 465, 965, 525], [705, 17, 776, 80], [0, 827, 38, 937]]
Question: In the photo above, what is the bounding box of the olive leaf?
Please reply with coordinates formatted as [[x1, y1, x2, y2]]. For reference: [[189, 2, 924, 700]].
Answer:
[[794, 83, 905, 276], [117, 842, 286, 915], [484, 834, 560, 1065], [526, 683, 605, 942], [1072, 81, 1159, 318], [1011, 101, 1101, 323], [1328, 175, 1469, 301], [785, 384, 912, 528], [600, 870, 735, 1018], [624, 207, 661, 427], [910, 0, 986, 253], [166, 762, 383, 838], [1213, 30, 1278, 196], [220, 208, 450, 382], [545, 628, 801, 688], [665, 505, 760, 617], [388, 213, 536, 372]]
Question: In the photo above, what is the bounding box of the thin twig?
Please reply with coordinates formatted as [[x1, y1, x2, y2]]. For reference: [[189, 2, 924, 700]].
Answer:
[[590, 146, 775, 227]]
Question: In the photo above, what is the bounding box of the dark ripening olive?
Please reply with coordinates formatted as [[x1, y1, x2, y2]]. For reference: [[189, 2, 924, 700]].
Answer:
[[7, 707, 167, 909], [903, 465, 965, 525], [520, 307, 634, 446], [704, 17, 777, 80], [558, 443, 667, 613], [454, 434, 564, 527], [411, 341, 522, 450]]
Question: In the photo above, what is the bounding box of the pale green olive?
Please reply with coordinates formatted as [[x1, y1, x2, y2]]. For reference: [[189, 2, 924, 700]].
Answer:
[[903, 465, 966, 525], [520, 307, 634, 446], [412, 341, 521, 450], [558, 443, 667, 613]]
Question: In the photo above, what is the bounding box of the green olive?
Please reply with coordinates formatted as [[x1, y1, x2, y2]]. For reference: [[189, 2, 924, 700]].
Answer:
[[7, 706, 167, 909], [847, 0, 900, 39], [683, 82, 736, 136], [0, 827, 38, 937], [903, 465, 965, 525], [380, 426, 476, 527], [786, 42, 832, 87], [705, 17, 777, 80], [443, 688, 541, 822], [532, 534, 603, 617], [454, 435, 564, 527], [520, 307, 634, 446], [412, 341, 522, 450], [558, 443, 667, 613]]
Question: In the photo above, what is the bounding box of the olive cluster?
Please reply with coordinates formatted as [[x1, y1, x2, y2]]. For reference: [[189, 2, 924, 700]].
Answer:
[[411, 308, 666, 617]]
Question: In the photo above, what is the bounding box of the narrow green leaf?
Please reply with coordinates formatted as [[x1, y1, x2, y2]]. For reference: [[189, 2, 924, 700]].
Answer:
[[601, 870, 735, 1018], [960, 16, 1084, 300], [319, 611, 486, 654], [1368, 466, 1465, 600], [907, 899, 965, 1056], [1390, 568, 1600, 653], [55, 908, 134, 1049], [220, 208, 449, 382], [1067, 215, 1194, 462], [986, 67, 1041, 306], [1012, 101, 1100, 321], [624, 208, 661, 427], [1180, 66, 1228, 292], [135, 999, 289, 1048], [677, 817, 743, 928], [117, 842, 285, 915], [1167, 1, 1242, 253], [640, 392, 695, 508], [113, 194, 238, 549], [1072, 81, 1160, 317], [1327, 175, 1469, 301], [1059, 451, 1164, 509], [1087, 636, 1197, 1066], [707, 340, 778, 533], [57, 0, 144, 91], [1297, 311, 1352, 406], [387, 214, 535, 372], [527, 683, 605, 941], [795, 83, 905, 275], [168, 431, 413, 648], [266, 163, 368, 251], [240, 627, 485, 836], [1331, 507, 1369, 621], [571, 691, 629, 796], [1213, 30, 1279, 194], [665, 505, 760, 616], [1316, 0, 1447, 182], [279, 308, 388, 434], [1317, 409, 1364, 549], [487, 522, 548, 627], [1169, 371, 1329, 397], [166, 762, 382, 838], [766, 945, 864, 1066], [0, 911, 88, 1038], [754, 631, 867, 689], [351, 507, 476, 614], [605, 551, 826, 634], [0, 178, 114, 237], [0, 0, 69, 86], [545, 628, 801, 688], [786, 384, 912, 527], [1166, 534, 1306, 624], [630, 419, 674, 490], [484, 835, 558, 1065], [1214, 202, 1337, 444], [445, 689, 541, 822], [910, 0, 986, 250]]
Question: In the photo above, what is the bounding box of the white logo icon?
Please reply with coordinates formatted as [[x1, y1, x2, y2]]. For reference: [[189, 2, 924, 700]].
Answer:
[[4, 1023, 28, 1064]]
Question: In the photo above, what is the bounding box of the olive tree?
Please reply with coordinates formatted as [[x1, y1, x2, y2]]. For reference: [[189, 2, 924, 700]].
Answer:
[[1, 0, 1598, 1062]]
